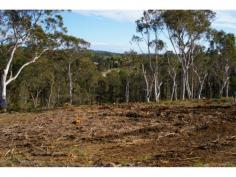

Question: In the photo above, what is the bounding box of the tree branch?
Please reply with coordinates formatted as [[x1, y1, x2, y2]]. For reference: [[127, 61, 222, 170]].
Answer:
[[6, 49, 48, 86], [4, 42, 18, 76]]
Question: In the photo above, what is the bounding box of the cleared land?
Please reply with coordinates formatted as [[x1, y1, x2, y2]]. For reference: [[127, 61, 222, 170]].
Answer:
[[0, 100, 235, 167]]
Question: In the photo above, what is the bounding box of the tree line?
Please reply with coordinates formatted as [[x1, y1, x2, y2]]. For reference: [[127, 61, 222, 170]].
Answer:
[[0, 10, 236, 111]]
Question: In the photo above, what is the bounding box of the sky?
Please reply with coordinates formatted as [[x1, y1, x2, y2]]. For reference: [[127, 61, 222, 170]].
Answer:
[[61, 10, 236, 53]]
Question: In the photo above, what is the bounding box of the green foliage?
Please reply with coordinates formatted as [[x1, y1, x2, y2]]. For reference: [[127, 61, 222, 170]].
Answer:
[[1, 10, 236, 111]]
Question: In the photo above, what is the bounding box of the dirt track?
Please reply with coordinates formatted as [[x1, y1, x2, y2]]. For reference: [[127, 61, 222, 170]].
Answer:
[[0, 101, 235, 166]]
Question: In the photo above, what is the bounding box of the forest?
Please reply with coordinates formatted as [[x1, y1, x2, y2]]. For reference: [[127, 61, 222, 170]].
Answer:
[[0, 10, 236, 111]]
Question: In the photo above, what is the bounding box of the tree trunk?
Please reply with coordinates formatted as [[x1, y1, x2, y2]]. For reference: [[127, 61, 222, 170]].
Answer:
[[185, 70, 192, 99], [207, 81, 212, 99], [182, 69, 186, 100], [225, 80, 229, 98], [146, 96, 150, 103], [198, 81, 204, 99], [142, 64, 152, 103], [191, 73, 194, 99], [198, 74, 207, 99], [68, 63, 73, 105], [154, 72, 162, 102], [31, 89, 41, 109], [0, 72, 7, 111], [220, 64, 230, 98], [174, 83, 177, 100], [125, 79, 130, 103], [171, 79, 177, 101], [219, 78, 228, 98]]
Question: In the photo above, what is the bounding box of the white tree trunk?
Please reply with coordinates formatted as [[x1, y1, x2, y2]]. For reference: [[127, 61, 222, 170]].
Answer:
[[174, 82, 177, 100], [191, 74, 194, 99], [225, 80, 229, 98], [192, 66, 208, 100], [219, 64, 230, 98], [30, 89, 42, 109], [154, 72, 162, 102], [182, 69, 186, 100], [0, 71, 7, 110], [0, 47, 47, 110], [185, 69, 192, 99], [170, 73, 177, 101], [198, 83, 203, 99], [0, 80, 7, 107], [220, 78, 229, 98], [167, 55, 178, 101], [142, 64, 152, 103], [198, 80, 204, 99]]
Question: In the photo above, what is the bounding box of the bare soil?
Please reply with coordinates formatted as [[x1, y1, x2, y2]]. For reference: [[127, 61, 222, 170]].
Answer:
[[0, 100, 235, 167]]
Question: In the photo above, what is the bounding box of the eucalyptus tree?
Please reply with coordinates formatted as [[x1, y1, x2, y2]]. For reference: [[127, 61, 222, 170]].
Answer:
[[148, 10, 165, 102], [151, 39, 164, 102], [133, 10, 164, 102], [165, 51, 179, 100], [22, 58, 54, 109], [122, 50, 140, 103], [56, 34, 89, 104], [132, 11, 153, 102], [161, 10, 215, 100], [192, 46, 209, 99], [209, 30, 236, 98], [0, 10, 66, 110]]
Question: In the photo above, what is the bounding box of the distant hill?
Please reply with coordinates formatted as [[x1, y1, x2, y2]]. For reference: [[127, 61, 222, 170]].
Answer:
[[89, 49, 123, 56]]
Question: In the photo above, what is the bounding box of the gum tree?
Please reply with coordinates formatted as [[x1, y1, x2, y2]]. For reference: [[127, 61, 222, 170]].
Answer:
[[209, 30, 236, 98], [133, 10, 164, 102], [165, 51, 179, 100], [56, 34, 90, 104], [192, 46, 209, 99], [161, 10, 215, 100], [0, 10, 65, 110]]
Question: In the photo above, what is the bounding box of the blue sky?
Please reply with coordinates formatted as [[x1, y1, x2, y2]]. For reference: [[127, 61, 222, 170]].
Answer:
[[61, 10, 236, 53]]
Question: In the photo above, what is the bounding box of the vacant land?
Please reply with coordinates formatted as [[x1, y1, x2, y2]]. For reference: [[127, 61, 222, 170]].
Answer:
[[0, 100, 235, 167]]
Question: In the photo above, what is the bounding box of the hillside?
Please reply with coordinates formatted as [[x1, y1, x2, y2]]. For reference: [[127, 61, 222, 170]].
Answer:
[[0, 100, 235, 167]]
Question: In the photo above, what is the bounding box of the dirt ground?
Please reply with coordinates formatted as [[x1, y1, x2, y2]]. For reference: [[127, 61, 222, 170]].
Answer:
[[0, 100, 235, 167]]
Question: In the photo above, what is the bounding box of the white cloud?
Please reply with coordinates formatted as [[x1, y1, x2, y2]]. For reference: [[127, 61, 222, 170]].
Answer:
[[214, 11, 236, 30], [75, 10, 143, 22]]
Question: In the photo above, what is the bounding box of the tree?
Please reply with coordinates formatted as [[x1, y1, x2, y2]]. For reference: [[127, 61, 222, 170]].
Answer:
[[161, 10, 215, 100], [209, 30, 236, 98], [55, 34, 90, 104], [192, 46, 209, 99], [0, 10, 65, 110], [151, 39, 164, 102], [165, 51, 179, 100], [122, 50, 139, 103], [133, 10, 164, 102]]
